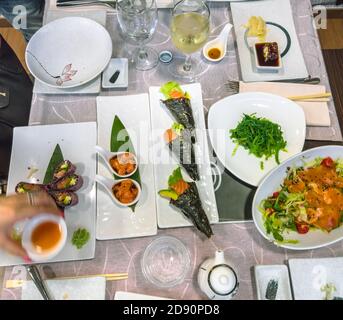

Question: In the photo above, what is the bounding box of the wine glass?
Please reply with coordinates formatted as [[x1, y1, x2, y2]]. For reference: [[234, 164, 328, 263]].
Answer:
[[117, 0, 159, 71], [170, 0, 210, 81]]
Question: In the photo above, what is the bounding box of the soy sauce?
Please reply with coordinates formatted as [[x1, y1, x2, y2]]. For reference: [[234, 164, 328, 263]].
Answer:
[[255, 42, 280, 67]]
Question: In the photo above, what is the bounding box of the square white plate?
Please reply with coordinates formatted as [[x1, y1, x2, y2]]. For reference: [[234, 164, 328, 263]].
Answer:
[[231, 0, 308, 82], [254, 265, 293, 300], [102, 58, 128, 89], [96, 95, 157, 240], [149, 83, 219, 229], [2, 122, 97, 266], [22, 276, 106, 300], [288, 257, 343, 300]]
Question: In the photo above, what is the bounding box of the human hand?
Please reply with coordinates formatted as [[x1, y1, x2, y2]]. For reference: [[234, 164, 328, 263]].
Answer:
[[0, 192, 61, 258]]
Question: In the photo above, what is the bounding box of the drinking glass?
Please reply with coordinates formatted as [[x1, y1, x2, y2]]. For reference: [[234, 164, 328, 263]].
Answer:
[[117, 0, 159, 71], [170, 0, 210, 80]]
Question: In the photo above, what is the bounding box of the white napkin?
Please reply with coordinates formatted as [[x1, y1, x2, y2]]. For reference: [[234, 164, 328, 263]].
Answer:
[[239, 82, 331, 127], [21, 277, 106, 300]]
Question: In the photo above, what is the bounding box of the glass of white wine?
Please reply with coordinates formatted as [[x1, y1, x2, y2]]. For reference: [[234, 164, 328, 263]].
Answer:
[[170, 0, 210, 80]]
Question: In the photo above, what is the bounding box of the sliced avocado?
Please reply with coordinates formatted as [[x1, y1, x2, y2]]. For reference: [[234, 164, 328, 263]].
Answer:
[[158, 189, 179, 201]]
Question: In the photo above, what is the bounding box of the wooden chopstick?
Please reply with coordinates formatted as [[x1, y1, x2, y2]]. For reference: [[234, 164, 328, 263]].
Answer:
[[286, 92, 332, 101], [5, 273, 128, 288]]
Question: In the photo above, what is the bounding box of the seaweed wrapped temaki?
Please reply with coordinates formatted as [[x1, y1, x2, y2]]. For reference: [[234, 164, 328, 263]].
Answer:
[[53, 160, 76, 181], [49, 174, 83, 192], [164, 123, 199, 181], [49, 191, 78, 208], [159, 167, 213, 238], [160, 81, 196, 136], [15, 182, 46, 194]]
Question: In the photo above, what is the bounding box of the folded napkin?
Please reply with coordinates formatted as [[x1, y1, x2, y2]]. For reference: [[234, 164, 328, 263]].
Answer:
[[239, 81, 331, 127], [21, 277, 106, 300]]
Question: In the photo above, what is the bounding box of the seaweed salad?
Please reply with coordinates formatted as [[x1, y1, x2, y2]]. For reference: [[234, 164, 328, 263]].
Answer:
[[164, 123, 199, 181], [159, 167, 213, 238]]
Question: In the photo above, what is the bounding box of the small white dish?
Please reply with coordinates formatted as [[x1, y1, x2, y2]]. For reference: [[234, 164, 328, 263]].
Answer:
[[22, 214, 67, 262], [102, 58, 128, 89], [95, 145, 138, 178], [254, 265, 293, 300], [253, 42, 283, 72], [203, 23, 232, 62], [95, 175, 141, 207]]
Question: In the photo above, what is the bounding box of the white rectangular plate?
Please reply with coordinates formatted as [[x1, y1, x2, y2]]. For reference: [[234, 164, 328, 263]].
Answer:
[[231, 0, 308, 82], [288, 257, 343, 300], [254, 265, 293, 300], [2, 122, 97, 266], [149, 83, 219, 229], [96, 95, 157, 240], [114, 291, 172, 300], [22, 277, 106, 300]]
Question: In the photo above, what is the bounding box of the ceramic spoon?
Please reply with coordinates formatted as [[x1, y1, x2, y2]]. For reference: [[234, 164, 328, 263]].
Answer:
[[203, 23, 233, 62], [95, 145, 138, 178], [95, 175, 141, 207]]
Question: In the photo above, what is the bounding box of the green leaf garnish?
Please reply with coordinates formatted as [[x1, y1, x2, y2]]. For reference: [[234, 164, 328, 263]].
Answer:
[[111, 115, 141, 212], [160, 81, 190, 99], [168, 167, 183, 187], [72, 228, 90, 249], [43, 144, 64, 184], [230, 114, 287, 168]]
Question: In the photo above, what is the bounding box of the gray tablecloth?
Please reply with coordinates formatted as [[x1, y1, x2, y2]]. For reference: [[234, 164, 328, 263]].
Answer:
[[1, 0, 342, 300]]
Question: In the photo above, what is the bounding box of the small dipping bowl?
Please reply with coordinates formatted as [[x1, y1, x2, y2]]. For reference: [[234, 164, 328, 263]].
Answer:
[[22, 213, 67, 262], [141, 236, 191, 288], [95, 145, 138, 178], [95, 175, 141, 207]]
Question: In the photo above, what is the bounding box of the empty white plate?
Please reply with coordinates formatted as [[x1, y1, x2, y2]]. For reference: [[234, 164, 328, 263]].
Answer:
[[208, 92, 306, 186], [26, 17, 112, 88]]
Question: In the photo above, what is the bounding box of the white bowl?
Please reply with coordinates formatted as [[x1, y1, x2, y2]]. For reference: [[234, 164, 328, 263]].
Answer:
[[22, 214, 67, 262], [252, 145, 343, 250], [25, 17, 112, 88]]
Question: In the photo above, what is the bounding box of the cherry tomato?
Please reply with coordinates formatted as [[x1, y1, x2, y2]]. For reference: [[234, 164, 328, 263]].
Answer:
[[296, 223, 309, 234], [272, 192, 280, 198], [321, 157, 334, 168]]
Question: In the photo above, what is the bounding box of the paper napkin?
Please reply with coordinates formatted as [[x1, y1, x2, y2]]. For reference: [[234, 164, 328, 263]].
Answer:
[[21, 277, 106, 300], [239, 81, 331, 127]]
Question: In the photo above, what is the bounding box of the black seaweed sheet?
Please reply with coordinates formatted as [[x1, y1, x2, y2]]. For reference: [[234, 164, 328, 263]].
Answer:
[[162, 97, 196, 133], [168, 129, 199, 181], [170, 182, 213, 238]]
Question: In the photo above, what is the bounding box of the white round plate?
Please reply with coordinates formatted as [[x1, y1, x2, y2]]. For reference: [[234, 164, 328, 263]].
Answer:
[[252, 145, 343, 250], [26, 17, 112, 88], [208, 92, 306, 186]]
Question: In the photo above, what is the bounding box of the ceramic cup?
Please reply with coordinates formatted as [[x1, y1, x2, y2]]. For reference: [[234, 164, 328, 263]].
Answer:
[[22, 213, 67, 262]]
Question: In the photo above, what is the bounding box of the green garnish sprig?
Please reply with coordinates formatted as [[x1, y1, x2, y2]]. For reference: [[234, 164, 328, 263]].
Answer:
[[72, 228, 90, 249], [230, 113, 287, 168]]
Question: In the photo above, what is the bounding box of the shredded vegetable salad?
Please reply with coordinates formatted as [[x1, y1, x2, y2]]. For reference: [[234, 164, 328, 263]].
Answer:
[[260, 157, 343, 243]]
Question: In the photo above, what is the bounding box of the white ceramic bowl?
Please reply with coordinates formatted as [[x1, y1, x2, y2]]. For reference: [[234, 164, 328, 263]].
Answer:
[[22, 214, 67, 262], [26, 17, 112, 88]]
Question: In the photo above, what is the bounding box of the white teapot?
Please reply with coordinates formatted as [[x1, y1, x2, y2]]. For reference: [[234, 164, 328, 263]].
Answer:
[[197, 250, 239, 300]]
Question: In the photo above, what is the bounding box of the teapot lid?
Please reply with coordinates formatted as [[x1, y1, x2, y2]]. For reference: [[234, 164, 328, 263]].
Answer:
[[208, 264, 238, 296]]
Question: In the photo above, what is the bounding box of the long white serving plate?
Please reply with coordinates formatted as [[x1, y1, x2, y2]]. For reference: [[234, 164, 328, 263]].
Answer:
[[231, 0, 309, 82], [149, 83, 219, 229], [96, 94, 157, 240], [2, 122, 97, 266]]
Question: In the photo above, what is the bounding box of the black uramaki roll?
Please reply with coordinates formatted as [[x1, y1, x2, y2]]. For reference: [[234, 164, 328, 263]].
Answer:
[[170, 182, 213, 238], [49, 191, 78, 208], [49, 174, 83, 192], [168, 130, 199, 181], [15, 182, 46, 194], [53, 160, 76, 181]]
